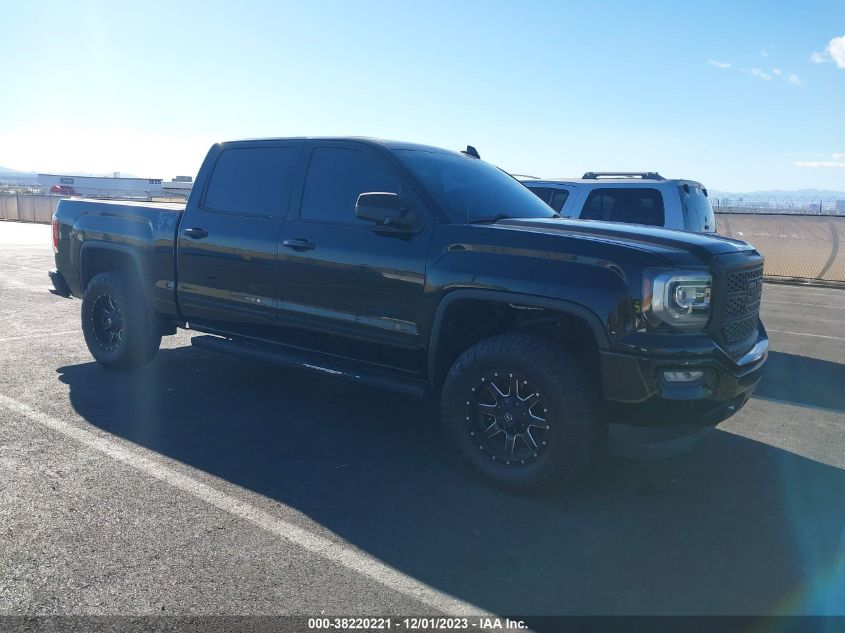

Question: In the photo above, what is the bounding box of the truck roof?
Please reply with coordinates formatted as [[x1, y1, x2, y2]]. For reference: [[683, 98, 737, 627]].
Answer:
[[220, 136, 455, 155]]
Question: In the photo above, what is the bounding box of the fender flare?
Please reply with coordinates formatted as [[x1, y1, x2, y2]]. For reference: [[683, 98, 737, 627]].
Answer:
[[78, 241, 149, 297], [427, 289, 610, 384]]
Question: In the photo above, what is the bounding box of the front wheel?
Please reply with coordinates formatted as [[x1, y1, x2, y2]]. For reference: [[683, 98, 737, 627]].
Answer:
[[81, 270, 161, 371], [440, 333, 598, 490]]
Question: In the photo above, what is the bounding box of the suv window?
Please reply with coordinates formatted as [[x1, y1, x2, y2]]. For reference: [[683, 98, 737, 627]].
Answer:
[[527, 186, 570, 212], [580, 188, 665, 226], [204, 146, 299, 217], [301, 147, 401, 224], [679, 184, 715, 232]]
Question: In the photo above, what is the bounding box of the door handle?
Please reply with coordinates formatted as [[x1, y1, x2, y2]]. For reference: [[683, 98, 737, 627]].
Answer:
[[282, 238, 316, 251], [183, 227, 208, 239]]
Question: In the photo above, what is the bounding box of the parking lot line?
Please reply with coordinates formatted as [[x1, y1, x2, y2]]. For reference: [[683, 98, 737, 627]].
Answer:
[[0, 393, 486, 617], [764, 287, 845, 299], [763, 300, 845, 310], [766, 329, 845, 341], [0, 330, 81, 343], [0, 261, 49, 273]]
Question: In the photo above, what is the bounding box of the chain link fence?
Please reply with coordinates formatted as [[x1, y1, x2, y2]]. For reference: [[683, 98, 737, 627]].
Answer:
[[713, 196, 843, 215], [716, 213, 844, 283]]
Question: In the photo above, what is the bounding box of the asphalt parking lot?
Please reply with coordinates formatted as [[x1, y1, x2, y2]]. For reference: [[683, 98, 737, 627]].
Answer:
[[0, 221, 843, 617]]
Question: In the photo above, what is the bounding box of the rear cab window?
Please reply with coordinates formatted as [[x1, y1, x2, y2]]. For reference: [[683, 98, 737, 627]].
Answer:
[[203, 145, 300, 217], [579, 187, 665, 226], [678, 183, 716, 232]]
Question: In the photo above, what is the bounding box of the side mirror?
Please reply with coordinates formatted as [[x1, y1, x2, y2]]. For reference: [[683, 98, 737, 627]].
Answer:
[[355, 192, 418, 229]]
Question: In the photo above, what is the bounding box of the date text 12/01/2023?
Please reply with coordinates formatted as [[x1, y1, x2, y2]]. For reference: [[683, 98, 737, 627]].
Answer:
[[307, 617, 528, 629]]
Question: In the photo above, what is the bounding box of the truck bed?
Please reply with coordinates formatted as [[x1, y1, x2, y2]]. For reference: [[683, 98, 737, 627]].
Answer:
[[52, 198, 185, 317]]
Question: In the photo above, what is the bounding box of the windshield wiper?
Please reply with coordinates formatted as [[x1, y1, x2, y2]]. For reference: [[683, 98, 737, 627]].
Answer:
[[468, 213, 510, 225], [468, 212, 562, 225]]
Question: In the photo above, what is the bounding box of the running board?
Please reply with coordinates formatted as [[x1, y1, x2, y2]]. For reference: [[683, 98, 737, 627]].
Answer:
[[190, 335, 429, 398]]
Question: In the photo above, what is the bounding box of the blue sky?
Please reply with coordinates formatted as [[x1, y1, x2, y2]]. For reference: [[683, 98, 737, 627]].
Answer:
[[2, 0, 844, 191]]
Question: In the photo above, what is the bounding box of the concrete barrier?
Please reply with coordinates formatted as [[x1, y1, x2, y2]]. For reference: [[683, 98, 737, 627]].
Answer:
[[0, 195, 60, 223], [0, 195, 20, 221]]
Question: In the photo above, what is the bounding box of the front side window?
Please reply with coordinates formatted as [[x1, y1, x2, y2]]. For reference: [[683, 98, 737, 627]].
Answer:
[[527, 186, 571, 213], [579, 188, 665, 226], [300, 147, 401, 224], [397, 150, 557, 223], [204, 146, 299, 217], [527, 186, 554, 206]]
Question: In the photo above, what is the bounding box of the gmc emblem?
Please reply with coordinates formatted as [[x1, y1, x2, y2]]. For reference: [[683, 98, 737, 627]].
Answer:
[[747, 280, 762, 302]]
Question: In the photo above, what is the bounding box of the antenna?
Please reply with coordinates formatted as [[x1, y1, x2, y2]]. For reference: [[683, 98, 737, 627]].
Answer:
[[461, 145, 481, 159]]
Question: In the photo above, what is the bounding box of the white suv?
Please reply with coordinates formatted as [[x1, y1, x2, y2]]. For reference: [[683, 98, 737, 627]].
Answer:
[[518, 172, 716, 233]]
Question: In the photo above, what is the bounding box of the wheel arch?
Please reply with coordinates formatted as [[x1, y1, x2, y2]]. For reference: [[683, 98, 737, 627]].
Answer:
[[427, 289, 609, 389], [79, 242, 147, 295]]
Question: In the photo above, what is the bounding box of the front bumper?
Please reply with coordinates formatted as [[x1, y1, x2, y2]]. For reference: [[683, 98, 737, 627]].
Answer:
[[599, 326, 768, 428]]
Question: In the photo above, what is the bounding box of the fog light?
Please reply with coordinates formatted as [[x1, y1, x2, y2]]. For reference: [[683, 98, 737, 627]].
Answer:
[[662, 370, 704, 382]]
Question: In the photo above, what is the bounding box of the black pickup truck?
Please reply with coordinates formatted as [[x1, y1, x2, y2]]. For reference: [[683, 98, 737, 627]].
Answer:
[[50, 137, 768, 488]]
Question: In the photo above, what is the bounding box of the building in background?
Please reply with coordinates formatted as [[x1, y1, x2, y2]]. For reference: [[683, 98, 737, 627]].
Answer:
[[38, 173, 164, 199], [162, 175, 193, 199], [37, 173, 193, 200]]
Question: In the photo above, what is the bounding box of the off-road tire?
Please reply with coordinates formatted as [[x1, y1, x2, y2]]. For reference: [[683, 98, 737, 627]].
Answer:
[[81, 270, 161, 371], [441, 333, 598, 490]]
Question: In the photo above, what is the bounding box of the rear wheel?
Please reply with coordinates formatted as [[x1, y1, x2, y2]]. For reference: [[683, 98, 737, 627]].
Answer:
[[81, 270, 161, 370], [441, 333, 598, 490]]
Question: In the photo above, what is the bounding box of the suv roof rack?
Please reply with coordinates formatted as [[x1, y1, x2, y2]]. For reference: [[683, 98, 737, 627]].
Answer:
[[582, 171, 664, 180]]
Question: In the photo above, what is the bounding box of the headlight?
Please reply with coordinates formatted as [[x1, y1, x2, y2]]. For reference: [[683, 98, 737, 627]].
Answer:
[[642, 269, 711, 331]]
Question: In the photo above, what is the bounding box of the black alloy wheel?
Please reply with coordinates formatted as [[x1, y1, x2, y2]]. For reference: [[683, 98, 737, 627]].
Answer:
[[465, 371, 551, 465]]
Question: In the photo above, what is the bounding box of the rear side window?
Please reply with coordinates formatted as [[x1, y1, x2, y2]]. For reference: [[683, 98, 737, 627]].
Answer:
[[204, 146, 299, 217], [527, 186, 570, 212], [300, 147, 401, 224], [679, 184, 715, 232], [579, 188, 665, 226]]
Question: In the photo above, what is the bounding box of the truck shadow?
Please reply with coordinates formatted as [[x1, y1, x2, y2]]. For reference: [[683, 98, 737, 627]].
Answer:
[[56, 345, 845, 616], [754, 350, 845, 413]]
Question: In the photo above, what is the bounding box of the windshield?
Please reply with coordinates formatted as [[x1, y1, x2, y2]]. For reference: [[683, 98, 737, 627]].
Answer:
[[396, 149, 558, 223]]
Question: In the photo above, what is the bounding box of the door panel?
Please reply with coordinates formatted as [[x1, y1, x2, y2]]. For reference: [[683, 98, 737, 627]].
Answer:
[[177, 210, 283, 338], [176, 141, 303, 340], [275, 143, 431, 367]]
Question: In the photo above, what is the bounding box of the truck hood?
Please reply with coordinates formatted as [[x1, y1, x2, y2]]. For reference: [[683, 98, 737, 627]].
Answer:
[[493, 217, 754, 261]]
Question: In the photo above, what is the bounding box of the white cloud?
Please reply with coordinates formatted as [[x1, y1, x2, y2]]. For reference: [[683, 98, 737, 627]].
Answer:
[[711, 59, 797, 86], [760, 49, 769, 57], [833, 153, 845, 160], [794, 161, 845, 168], [811, 35, 845, 68], [831, 35, 845, 68]]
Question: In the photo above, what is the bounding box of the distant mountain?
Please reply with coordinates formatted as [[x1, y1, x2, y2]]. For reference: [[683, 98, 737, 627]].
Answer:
[[0, 166, 37, 184], [710, 189, 845, 200], [0, 166, 37, 177], [0, 167, 141, 180]]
